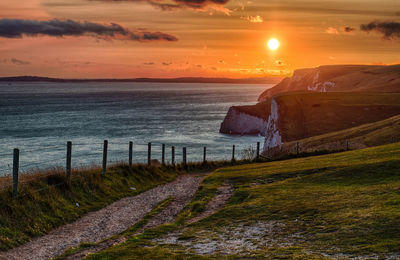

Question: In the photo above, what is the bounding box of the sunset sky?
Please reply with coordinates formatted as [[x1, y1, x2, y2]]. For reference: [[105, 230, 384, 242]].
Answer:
[[0, 0, 399, 78]]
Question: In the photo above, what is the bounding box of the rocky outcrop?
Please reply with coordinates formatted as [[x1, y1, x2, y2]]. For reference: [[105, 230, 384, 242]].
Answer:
[[258, 64, 400, 101], [220, 107, 268, 136]]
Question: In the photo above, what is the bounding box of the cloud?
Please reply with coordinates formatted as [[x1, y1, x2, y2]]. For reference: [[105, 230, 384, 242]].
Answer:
[[0, 18, 178, 42], [92, 0, 231, 15], [274, 60, 285, 67], [360, 21, 400, 39], [343, 26, 355, 33], [325, 27, 339, 35], [162, 62, 172, 66], [143, 62, 155, 65], [241, 15, 263, 23], [1, 58, 31, 65]]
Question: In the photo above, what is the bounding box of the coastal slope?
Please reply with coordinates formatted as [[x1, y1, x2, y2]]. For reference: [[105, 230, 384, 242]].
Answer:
[[263, 114, 400, 157]]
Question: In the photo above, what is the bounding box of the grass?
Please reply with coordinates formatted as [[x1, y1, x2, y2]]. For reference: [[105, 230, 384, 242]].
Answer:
[[0, 160, 248, 251], [88, 143, 400, 259]]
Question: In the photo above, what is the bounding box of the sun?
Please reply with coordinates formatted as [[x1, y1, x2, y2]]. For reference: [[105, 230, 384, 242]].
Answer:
[[267, 38, 280, 51]]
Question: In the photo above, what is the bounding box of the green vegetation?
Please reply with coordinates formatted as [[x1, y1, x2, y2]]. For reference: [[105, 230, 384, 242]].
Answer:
[[89, 143, 400, 259], [0, 160, 243, 251]]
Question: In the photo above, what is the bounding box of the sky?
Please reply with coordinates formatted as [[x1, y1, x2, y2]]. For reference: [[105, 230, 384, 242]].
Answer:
[[0, 0, 399, 78]]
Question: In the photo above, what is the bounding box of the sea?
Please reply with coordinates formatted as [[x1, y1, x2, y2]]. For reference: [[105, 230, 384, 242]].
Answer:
[[0, 82, 272, 176]]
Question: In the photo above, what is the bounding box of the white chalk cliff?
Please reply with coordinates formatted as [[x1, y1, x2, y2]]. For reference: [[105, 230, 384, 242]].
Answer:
[[220, 107, 267, 136], [263, 99, 282, 151]]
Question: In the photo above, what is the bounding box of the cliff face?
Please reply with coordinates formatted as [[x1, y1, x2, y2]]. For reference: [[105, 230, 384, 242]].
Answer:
[[219, 107, 268, 136], [258, 64, 400, 101], [263, 99, 282, 147], [220, 102, 270, 136], [262, 92, 400, 152], [220, 64, 400, 152]]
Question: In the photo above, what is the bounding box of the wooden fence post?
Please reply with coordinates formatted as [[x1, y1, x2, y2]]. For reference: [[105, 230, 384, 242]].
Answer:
[[256, 142, 260, 159], [232, 145, 235, 161], [183, 147, 187, 166], [12, 148, 19, 199], [171, 146, 175, 165], [203, 147, 207, 163], [129, 141, 133, 167], [147, 142, 151, 166], [296, 142, 299, 155], [346, 140, 349, 151], [66, 141, 72, 179], [162, 144, 165, 165], [102, 140, 108, 174]]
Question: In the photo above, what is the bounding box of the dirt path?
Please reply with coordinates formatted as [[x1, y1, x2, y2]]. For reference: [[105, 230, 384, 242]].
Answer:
[[64, 179, 205, 259], [0, 174, 204, 260], [187, 183, 234, 224], [66, 182, 235, 259]]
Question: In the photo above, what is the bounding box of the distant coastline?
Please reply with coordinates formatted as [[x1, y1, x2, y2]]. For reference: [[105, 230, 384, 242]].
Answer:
[[0, 76, 282, 84]]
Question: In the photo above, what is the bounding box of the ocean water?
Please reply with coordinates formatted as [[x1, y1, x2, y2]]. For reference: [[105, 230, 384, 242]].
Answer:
[[0, 82, 271, 175]]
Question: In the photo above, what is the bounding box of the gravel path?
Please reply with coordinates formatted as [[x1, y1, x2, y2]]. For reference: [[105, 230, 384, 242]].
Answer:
[[0, 174, 204, 260]]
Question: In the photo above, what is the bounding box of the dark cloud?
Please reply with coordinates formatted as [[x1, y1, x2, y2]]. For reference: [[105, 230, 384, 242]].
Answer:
[[1, 58, 31, 65], [360, 21, 400, 39], [10, 58, 31, 65], [93, 0, 230, 13], [173, 0, 229, 8], [344, 26, 355, 32], [162, 62, 172, 66], [0, 18, 177, 42], [143, 62, 155, 65]]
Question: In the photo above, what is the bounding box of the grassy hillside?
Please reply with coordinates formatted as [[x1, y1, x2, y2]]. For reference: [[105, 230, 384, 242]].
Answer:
[[274, 92, 400, 143], [265, 115, 400, 157], [258, 64, 400, 101], [89, 143, 400, 259]]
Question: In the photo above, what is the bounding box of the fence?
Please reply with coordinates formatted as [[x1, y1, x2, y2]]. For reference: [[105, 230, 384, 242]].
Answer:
[[2, 140, 262, 198], [3, 136, 398, 199]]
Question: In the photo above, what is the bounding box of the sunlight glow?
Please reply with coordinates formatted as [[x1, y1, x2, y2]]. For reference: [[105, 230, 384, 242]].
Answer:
[[267, 38, 280, 51]]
